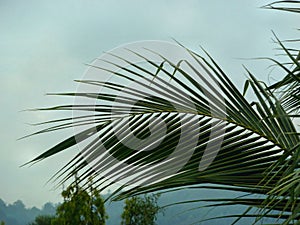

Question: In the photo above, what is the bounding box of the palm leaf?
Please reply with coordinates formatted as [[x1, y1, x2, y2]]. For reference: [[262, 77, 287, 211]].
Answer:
[[261, 4, 300, 222], [263, 1, 300, 13], [25, 43, 300, 224], [267, 34, 300, 115]]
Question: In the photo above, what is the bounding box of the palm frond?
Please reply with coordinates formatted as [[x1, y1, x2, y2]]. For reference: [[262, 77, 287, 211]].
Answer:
[[268, 34, 300, 115], [25, 43, 300, 224], [263, 1, 300, 13]]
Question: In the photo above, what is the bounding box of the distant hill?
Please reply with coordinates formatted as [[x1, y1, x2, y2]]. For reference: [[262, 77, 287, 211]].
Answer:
[[0, 188, 270, 225], [0, 199, 56, 225]]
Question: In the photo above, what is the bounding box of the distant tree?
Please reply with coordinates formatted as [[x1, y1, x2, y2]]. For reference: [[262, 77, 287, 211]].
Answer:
[[51, 175, 108, 225], [41, 203, 56, 215], [11, 200, 25, 210], [28, 215, 54, 225], [0, 221, 4, 225], [121, 194, 162, 225]]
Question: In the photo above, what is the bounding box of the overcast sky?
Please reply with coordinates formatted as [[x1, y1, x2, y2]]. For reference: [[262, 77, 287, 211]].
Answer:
[[0, 0, 299, 208]]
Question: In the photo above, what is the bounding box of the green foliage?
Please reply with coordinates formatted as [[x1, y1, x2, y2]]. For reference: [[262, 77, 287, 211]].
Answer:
[[51, 176, 108, 225], [1, 221, 5, 225], [28, 215, 54, 225], [121, 194, 162, 225]]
